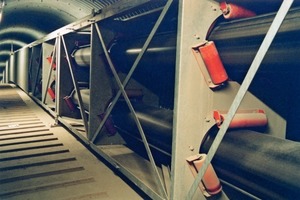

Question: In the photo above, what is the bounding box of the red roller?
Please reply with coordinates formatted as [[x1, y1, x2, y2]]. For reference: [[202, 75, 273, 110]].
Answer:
[[220, 2, 256, 19], [199, 41, 228, 85], [99, 113, 117, 136], [214, 109, 268, 129], [187, 154, 222, 196], [47, 88, 55, 101], [46, 56, 56, 70], [63, 96, 76, 111]]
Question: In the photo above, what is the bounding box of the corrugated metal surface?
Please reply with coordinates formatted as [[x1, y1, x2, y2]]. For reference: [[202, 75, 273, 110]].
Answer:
[[0, 0, 167, 80], [0, 0, 121, 70], [0, 84, 143, 199]]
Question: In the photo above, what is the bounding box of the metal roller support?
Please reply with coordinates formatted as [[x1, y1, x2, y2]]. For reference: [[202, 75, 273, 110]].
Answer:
[[69, 5, 300, 199], [208, 6, 300, 139], [82, 7, 300, 118], [201, 129, 300, 199], [72, 6, 300, 77], [69, 10, 300, 130], [71, 6, 300, 83], [70, 5, 300, 149]]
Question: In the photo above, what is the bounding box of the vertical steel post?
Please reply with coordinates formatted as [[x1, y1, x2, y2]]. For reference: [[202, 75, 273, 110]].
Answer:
[[171, 1, 222, 199], [55, 36, 61, 116]]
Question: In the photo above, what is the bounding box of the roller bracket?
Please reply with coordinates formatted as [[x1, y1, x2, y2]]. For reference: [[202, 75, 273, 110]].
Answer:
[[213, 109, 268, 129], [63, 96, 76, 112], [192, 41, 228, 89], [99, 113, 117, 136], [187, 154, 222, 197], [220, 2, 256, 19], [192, 43, 219, 89], [47, 88, 55, 101], [46, 55, 56, 70]]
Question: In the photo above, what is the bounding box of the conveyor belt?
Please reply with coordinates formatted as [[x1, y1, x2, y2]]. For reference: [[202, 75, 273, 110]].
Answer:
[[112, 101, 173, 165], [0, 85, 142, 200], [201, 129, 300, 199]]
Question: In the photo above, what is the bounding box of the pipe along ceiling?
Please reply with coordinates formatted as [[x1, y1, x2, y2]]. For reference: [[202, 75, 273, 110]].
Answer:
[[0, 0, 119, 73]]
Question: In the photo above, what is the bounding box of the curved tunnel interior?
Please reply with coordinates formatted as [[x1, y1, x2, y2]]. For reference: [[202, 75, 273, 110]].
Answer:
[[2, 0, 300, 199], [0, 0, 116, 74]]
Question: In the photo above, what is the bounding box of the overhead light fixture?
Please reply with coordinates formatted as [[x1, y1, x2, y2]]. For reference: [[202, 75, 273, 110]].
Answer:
[[0, 1, 5, 22]]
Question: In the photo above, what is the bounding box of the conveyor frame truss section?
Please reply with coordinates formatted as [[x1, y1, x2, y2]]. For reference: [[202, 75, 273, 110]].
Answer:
[[60, 35, 89, 134], [2, 0, 184, 199], [171, 1, 224, 199], [23, 0, 178, 199], [31, 47, 43, 98], [89, 1, 174, 198], [5, 0, 300, 199], [43, 38, 57, 105], [186, 0, 294, 199]]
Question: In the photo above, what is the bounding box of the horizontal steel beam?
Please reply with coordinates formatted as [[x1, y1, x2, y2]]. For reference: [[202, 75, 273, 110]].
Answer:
[[15, 0, 150, 53]]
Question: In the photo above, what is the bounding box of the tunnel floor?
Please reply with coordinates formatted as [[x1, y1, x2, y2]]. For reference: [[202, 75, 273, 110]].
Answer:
[[0, 84, 142, 200]]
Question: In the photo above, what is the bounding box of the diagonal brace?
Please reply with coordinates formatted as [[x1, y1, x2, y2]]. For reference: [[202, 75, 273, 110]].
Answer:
[[43, 38, 57, 104], [94, 23, 168, 198], [61, 35, 89, 134]]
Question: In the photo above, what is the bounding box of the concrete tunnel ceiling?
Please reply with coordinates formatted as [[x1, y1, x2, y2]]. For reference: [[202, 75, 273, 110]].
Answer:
[[0, 0, 120, 71]]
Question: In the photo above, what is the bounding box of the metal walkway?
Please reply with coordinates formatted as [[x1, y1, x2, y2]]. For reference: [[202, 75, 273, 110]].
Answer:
[[0, 85, 142, 200]]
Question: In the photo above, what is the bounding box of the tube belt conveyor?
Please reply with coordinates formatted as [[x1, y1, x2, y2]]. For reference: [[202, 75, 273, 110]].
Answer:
[[201, 129, 300, 199], [70, 6, 300, 199]]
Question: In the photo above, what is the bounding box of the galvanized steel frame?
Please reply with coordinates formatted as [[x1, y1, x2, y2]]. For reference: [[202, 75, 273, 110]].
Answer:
[[89, 1, 174, 198], [14, 0, 294, 199], [61, 35, 89, 134], [171, 1, 223, 199], [93, 20, 169, 197], [25, 0, 173, 199], [42, 39, 57, 105], [184, 0, 294, 199]]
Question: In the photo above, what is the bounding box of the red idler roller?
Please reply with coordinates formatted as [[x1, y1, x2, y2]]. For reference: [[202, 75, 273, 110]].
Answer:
[[213, 109, 268, 129], [99, 113, 117, 136], [47, 88, 55, 101], [220, 2, 256, 19], [199, 41, 228, 85], [46, 56, 56, 70], [47, 80, 56, 101], [63, 96, 76, 112], [187, 154, 222, 197]]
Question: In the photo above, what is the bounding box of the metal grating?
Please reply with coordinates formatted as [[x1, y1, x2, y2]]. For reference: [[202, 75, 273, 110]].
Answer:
[[0, 84, 143, 199], [113, 1, 167, 21], [0, 85, 93, 199]]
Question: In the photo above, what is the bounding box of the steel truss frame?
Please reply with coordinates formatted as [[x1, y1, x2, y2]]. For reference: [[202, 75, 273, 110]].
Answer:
[[8, 0, 293, 199], [26, 0, 173, 199]]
